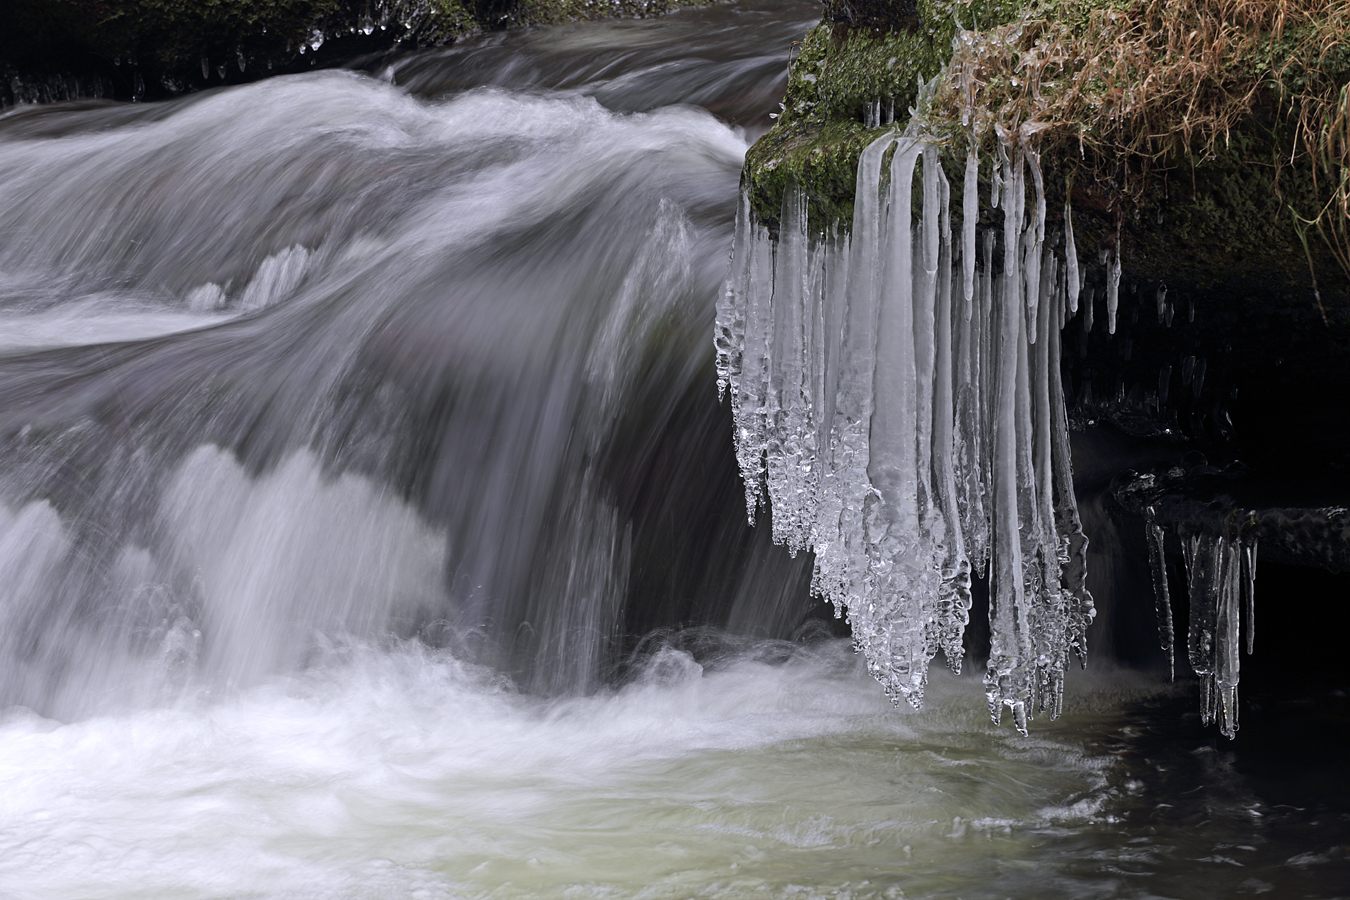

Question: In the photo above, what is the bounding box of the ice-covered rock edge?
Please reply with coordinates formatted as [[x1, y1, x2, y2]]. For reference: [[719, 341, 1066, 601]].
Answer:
[[1142, 504, 1257, 740], [716, 126, 1095, 734]]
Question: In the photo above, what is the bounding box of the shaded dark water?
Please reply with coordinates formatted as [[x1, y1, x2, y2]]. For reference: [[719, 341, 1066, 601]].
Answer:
[[0, 2, 1347, 897]]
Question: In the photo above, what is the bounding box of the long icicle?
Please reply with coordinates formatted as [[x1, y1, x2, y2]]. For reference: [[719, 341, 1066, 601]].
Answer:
[[1144, 507, 1175, 679], [933, 158, 972, 672], [987, 143, 1033, 733], [863, 136, 928, 705]]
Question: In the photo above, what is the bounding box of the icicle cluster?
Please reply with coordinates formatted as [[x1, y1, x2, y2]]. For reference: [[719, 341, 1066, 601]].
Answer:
[[716, 130, 1095, 732], [1144, 514, 1257, 739]]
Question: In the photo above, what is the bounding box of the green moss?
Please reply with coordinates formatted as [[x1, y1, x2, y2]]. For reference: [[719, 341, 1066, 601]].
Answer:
[[815, 25, 942, 124], [743, 0, 1028, 230], [744, 22, 928, 230], [414, 0, 479, 42], [508, 0, 714, 27], [746, 116, 882, 233], [1055, 134, 1347, 303]]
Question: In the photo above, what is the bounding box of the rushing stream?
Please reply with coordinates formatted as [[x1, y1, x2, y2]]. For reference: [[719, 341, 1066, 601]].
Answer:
[[0, 2, 1347, 897]]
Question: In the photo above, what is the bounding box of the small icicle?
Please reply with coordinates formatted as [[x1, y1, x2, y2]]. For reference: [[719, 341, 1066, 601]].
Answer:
[[1048, 265, 1094, 669], [734, 223, 775, 523], [1184, 531, 1243, 736], [1082, 285, 1094, 333], [1215, 538, 1242, 739], [933, 163, 972, 673], [959, 228, 996, 579], [1030, 241, 1067, 717], [809, 230, 851, 613], [922, 149, 941, 276], [1012, 701, 1029, 736], [825, 132, 897, 616], [765, 183, 813, 554], [1028, 151, 1046, 248], [990, 143, 1004, 210], [1144, 508, 1175, 679], [1155, 282, 1168, 324], [1064, 196, 1080, 313], [1106, 247, 1121, 335], [1032, 249, 1057, 545], [1022, 153, 1045, 344], [716, 188, 753, 402], [1021, 237, 1040, 346], [1243, 534, 1258, 655], [1184, 533, 1215, 718]]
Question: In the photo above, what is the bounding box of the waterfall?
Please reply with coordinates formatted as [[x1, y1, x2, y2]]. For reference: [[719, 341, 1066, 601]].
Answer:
[[717, 129, 1095, 732], [0, 69, 796, 717]]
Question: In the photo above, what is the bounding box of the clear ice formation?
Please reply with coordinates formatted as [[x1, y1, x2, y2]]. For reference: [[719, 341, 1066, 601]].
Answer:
[[1145, 517, 1257, 739], [1144, 507, 1175, 679], [716, 130, 1095, 733]]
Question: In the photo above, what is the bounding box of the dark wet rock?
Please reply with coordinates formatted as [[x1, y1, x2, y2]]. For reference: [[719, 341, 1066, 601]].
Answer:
[[820, 0, 918, 29], [1112, 462, 1350, 573], [0, 0, 715, 107]]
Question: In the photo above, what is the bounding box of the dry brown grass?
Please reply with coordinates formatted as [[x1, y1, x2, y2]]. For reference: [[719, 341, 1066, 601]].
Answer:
[[929, 0, 1350, 278]]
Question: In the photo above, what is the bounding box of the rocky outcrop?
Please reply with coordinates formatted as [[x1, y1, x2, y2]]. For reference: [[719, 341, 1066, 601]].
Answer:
[[0, 0, 712, 106], [1114, 462, 1350, 573]]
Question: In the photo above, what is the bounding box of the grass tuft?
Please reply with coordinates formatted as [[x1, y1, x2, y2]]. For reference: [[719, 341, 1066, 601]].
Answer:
[[924, 0, 1350, 280]]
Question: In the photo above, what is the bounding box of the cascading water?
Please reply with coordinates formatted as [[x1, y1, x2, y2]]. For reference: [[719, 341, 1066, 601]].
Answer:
[[0, 3, 1347, 898], [0, 42, 800, 711]]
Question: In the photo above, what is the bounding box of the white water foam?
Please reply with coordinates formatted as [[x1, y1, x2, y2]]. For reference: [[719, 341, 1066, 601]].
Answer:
[[0, 639, 1138, 900], [0, 445, 448, 717]]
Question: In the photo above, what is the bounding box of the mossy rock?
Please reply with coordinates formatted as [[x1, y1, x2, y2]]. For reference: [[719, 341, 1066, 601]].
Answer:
[[743, 0, 1025, 230], [746, 0, 1349, 304], [742, 0, 1350, 479], [508, 0, 718, 27], [743, 20, 931, 231], [0, 0, 715, 106]]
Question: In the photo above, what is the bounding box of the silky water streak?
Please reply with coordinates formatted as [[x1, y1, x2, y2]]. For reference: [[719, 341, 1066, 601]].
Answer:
[[716, 131, 1095, 732]]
